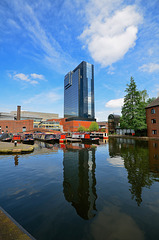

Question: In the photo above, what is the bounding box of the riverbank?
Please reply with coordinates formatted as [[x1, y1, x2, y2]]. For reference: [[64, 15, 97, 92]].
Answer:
[[109, 135, 159, 141], [0, 142, 34, 154]]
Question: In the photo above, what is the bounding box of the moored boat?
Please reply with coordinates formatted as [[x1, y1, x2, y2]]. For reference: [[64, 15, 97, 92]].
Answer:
[[66, 132, 82, 143], [12, 134, 21, 143], [0, 133, 13, 142], [21, 133, 34, 145], [90, 132, 108, 139], [81, 133, 99, 144], [34, 132, 59, 143]]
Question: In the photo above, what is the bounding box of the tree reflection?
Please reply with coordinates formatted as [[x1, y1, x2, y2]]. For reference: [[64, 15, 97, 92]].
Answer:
[[109, 138, 154, 206], [63, 144, 97, 219]]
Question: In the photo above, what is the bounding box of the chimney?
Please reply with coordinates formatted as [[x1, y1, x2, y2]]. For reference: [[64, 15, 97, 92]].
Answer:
[[17, 105, 21, 120]]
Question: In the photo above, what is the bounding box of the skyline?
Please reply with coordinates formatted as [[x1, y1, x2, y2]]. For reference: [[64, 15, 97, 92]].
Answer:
[[0, 0, 159, 121]]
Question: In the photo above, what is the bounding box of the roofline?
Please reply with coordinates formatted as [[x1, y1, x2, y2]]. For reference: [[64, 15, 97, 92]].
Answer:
[[145, 104, 159, 109]]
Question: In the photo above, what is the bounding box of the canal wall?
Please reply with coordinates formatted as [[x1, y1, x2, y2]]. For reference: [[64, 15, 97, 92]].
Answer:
[[0, 142, 34, 154], [0, 207, 36, 240], [109, 135, 159, 141]]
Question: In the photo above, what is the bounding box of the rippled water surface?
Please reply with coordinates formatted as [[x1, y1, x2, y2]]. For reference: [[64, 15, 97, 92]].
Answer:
[[0, 138, 159, 240]]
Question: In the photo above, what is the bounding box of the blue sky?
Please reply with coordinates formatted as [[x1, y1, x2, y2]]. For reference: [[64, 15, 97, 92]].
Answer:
[[0, 0, 159, 121]]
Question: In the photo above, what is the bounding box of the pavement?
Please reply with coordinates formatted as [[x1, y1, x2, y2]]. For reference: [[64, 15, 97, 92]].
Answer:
[[0, 142, 34, 154], [0, 207, 35, 240]]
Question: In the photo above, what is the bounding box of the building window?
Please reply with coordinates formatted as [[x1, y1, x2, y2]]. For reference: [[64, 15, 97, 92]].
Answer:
[[154, 154, 158, 160], [151, 109, 155, 114], [152, 130, 157, 135], [23, 127, 26, 132], [153, 142, 158, 148], [6, 126, 8, 128], [151, 119, 156, 123]]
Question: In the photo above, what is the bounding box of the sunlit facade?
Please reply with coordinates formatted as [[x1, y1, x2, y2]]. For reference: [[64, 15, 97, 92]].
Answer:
[[64, 61, 95, 120]]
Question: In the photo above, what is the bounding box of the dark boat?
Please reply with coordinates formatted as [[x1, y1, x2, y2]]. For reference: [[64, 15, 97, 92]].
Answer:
[[0, 133, 13, 142], [34, 133, 59, 143], [81, 133, 99, 144], [21, 133, 34, 145]]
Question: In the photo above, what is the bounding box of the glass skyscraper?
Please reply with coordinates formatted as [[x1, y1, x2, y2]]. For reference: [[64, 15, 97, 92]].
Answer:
[[64, 61, 95, 120]]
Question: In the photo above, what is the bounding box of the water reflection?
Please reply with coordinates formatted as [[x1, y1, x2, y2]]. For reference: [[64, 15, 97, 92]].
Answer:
[[91, 205, 144, 240], [14, 155, 19, 166], [63, 143, 97, 219], [109, 138, 159, 206], [148, 140, 159, 176]]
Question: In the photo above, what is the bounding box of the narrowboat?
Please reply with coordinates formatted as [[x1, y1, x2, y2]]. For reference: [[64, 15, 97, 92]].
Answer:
[[12, 134, 21, 143], [34, 133, 59, 143], [0, 133, 13, 142], [81, 133, 99, 144], [90, 132, 108, 139], [21, 133, 34, 145], [66, 133, 82, 142]]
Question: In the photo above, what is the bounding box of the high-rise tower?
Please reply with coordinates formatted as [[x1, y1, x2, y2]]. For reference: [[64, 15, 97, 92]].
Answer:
[[64, 61, 95, 120]]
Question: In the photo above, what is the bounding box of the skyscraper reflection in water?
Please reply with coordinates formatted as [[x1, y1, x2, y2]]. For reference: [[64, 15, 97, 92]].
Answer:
[[63, 144, 97, 219]]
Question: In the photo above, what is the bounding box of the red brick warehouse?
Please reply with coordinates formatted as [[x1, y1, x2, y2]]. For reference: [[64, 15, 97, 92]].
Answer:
[[0, 120, 33, 134], [146, 97, 159, 137]]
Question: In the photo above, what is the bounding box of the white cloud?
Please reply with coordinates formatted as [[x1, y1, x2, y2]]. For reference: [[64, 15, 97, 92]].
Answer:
[[80, 1, 142, 67], [12, 72, 45, 85], [14, 73, 30, 82], [107, 156, 124, 167], [105, 98, 124, 108], [23, 90, 62, 104], [30, 73, 44, 80], [139, 63, 159, 73], [95, 98, 124, 121], [96, 110, 110, 121]]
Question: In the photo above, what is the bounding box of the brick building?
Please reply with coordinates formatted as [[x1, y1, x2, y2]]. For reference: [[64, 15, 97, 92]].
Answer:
[[0, 120, 33, 134], [97, 121, 108, 132], [48, 118, 93, 132], [146, 97, 159, 137], [108, 114, 120, 134]]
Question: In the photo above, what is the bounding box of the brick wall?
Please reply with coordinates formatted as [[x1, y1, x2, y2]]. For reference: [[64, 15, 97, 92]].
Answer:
[[63, 120, 93, 132], [0, 120, 33, 134], [146, 106, 159, 137]]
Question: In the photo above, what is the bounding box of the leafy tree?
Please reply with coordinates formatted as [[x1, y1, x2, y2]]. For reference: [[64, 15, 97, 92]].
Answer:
[[121, 77, 141, 130], [100, 128, 106, 132], [78, 126, 85, 132], [121, 77, 149, 131], [133, 90, 148, 130], [146, 97, 156, 105], [89, 122, 99, 132], [85, 128, 90, 132], [139, 90, 148, 102]]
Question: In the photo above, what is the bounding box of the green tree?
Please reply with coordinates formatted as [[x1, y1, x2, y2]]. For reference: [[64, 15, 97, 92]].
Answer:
[[78, 126, 85, 132], [133, 90, 148, 130], [121, 77, 140, 129], [146, 97, 156, 105], [89, 122, 99, 132], [121, 77, 149, 131]]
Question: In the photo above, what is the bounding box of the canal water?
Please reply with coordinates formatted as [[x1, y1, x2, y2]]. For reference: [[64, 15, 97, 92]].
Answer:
[[0, 138, 159, 240]]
